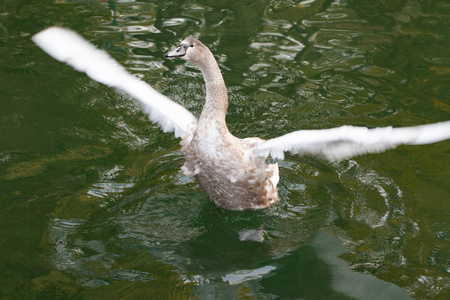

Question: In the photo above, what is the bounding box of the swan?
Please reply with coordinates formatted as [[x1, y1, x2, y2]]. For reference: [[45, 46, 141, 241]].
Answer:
[[32, 27, 450, 211]]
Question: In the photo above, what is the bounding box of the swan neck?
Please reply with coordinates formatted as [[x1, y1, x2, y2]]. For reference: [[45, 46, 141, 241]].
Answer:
[[197, 54, 228, 124]]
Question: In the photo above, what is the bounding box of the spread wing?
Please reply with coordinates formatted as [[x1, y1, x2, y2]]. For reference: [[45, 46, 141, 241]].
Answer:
[[255, 121, 450, 161], [32, 27, 197, 138]]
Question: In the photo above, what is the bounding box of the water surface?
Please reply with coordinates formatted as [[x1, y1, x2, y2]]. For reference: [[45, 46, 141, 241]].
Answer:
[[1, 0, 449, 298]]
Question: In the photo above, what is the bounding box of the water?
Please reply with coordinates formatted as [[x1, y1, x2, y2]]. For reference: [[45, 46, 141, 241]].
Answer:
[[1, 0, 449, 298]]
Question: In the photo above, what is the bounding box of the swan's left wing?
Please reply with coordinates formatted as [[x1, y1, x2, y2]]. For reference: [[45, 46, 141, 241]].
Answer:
[[32, 27, 197, 138], [255, 121, 450, 161]]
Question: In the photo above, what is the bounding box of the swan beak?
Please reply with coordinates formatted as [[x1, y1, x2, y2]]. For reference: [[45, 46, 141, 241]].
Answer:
[[165, 45, 186, 58]]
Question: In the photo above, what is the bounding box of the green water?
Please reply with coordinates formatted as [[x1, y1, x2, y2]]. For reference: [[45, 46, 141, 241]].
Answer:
[[1, 0, 449, 299]]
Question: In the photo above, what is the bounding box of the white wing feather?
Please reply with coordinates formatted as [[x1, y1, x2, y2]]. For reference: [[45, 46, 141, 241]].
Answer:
[[32, 27, 197, 138], [255, 121, 450, 161]]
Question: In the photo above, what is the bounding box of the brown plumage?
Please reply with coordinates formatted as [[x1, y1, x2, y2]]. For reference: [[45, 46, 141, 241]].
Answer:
[[166, 38, 279, 210]]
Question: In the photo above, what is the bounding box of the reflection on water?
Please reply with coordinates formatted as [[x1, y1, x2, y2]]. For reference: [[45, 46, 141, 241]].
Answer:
[[222, 265, 277, 285], [312, 230, 412, 300], [1, 0, 449, 298]]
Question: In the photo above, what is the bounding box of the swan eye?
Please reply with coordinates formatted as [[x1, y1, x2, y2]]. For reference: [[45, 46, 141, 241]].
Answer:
[[190, 44, 194, 47]]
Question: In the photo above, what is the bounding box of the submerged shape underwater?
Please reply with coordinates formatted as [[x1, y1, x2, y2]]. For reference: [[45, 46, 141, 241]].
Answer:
[[1, 0, 449, 299]]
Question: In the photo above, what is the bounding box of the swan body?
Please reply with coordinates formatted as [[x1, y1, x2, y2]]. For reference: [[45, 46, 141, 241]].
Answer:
[[165, 38, 279, 209], [33, 28, 450, 211]]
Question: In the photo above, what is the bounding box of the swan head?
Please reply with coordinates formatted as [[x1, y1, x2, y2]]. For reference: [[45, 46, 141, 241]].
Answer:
[[165, 37, 206, 62]]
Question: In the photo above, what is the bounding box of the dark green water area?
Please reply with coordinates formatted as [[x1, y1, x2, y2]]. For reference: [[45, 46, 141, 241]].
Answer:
[[1, 0, 449, 299]]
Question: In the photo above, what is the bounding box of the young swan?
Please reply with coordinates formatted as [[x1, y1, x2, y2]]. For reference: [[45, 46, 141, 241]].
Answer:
[[32, 28, 450, 211], [165, 38, 280, 210]]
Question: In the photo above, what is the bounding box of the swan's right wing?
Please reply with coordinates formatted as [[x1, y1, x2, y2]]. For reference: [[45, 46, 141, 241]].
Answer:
[[255, 121, 450, 161], [32, 27, 197, 138]]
